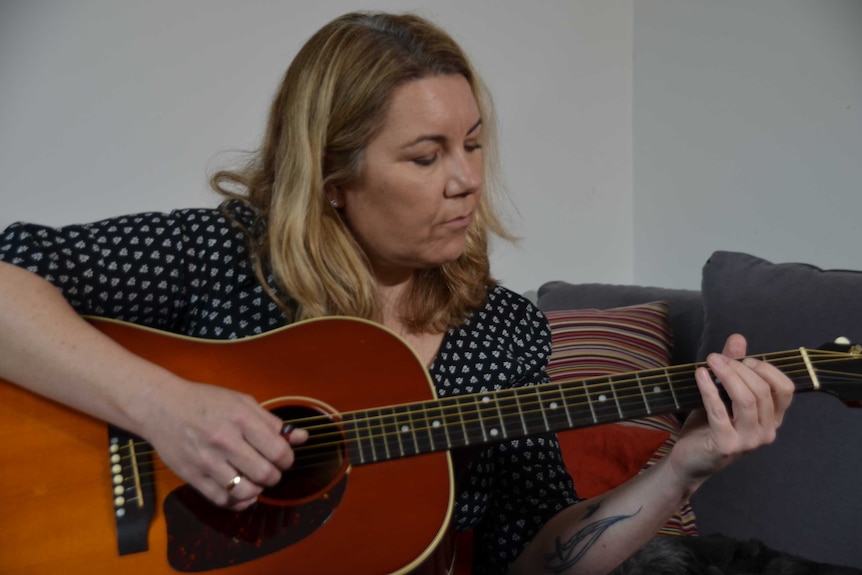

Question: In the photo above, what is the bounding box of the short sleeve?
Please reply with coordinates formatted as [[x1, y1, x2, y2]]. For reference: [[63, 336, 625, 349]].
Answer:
[[0, 213, 190, 330]]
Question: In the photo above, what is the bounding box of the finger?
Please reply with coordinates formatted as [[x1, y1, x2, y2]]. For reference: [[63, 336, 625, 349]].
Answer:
[[190, 467, 253, 509], [226, 440, 284, 489], [220, 473, 260, 512], [721, 333, 748, 359], [219, 470, 268, 509], [742, 356, 795, 427], [694, 361, 734, 434], [710, 354, 777, 445], [283, 424, 310, 446], [239, 411, 305, 473], [708, 353, 758, 426]]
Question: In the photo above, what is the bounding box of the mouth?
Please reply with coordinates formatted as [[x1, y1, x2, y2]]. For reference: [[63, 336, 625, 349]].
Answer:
[[443, 212, 474, 228]]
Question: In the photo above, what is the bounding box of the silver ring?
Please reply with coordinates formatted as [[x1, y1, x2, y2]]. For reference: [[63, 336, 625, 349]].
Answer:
[[225, 474, 242, 492]]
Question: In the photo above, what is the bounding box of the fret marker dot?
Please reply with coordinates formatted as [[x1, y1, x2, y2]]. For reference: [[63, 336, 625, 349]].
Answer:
[[653, 386, 663, 394], [482, 396, 490, 403], [432, 420, 441, 428], [598, 394, 608, 402], [490, 428, 499, 437], [549, 401, 558, 410], [401, 425, 410, 433]]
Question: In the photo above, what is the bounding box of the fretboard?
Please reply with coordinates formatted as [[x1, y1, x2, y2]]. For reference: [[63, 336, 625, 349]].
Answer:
[[341, 350, 816, 466]]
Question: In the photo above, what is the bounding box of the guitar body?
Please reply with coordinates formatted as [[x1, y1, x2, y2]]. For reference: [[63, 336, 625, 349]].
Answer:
[[0, 317, 455, 575]]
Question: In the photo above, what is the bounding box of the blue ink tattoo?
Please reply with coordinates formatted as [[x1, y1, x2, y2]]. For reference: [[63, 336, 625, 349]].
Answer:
[[543, 505, 643, 574]]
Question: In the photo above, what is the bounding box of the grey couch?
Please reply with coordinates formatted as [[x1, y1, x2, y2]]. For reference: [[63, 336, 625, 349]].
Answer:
[[536, 250, 862, 569]]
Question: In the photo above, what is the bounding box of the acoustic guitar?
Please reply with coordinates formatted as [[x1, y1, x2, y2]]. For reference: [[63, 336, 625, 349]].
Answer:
[[1, 316, 860, 575]]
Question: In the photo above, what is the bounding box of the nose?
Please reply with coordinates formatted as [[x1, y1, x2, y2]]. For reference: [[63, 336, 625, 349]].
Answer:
[[445, 148, 482, 197]]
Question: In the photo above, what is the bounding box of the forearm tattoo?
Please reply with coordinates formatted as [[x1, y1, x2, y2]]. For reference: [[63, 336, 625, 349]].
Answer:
[[542, 502, 642, 574]]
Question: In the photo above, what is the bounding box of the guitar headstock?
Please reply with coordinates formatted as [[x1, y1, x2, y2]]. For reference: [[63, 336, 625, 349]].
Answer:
[[811, 339, 862, 407]]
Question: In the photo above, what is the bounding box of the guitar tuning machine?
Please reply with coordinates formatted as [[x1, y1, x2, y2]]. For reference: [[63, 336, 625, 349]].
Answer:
[[834, 336, 862, 355]]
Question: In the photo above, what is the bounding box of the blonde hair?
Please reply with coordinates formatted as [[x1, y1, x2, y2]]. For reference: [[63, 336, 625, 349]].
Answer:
[[212, 11, 513, 332]]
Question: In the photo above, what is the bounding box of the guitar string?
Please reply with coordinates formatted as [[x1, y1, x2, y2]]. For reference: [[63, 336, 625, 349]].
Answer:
[[122, 360, 859, 489], [119, 351, 853, 476], [123, 363, 862, 489], [118, 351, 859, 481]]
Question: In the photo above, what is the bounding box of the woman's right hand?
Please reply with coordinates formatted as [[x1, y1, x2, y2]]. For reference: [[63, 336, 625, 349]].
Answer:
[[138, 379, 309, 511]]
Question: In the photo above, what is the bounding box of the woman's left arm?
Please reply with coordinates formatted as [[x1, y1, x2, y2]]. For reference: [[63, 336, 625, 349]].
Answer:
[[509, 334, 795, 575]]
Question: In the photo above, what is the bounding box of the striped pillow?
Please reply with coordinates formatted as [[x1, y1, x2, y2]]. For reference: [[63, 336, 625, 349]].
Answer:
[[544, 301, 698, 536]]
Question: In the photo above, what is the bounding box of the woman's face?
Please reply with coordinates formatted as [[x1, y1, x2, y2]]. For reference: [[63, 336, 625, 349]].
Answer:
[[333, 74, 483, 284]]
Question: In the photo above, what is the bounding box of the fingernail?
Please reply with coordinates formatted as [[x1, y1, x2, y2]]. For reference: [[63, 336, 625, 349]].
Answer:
[[742, 357, 758, 368]]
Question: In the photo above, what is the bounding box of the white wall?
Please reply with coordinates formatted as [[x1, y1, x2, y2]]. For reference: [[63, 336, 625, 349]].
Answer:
[[0, 0, 633, 295], [633, 0, 862, 289], [4, 1, 859, 295]]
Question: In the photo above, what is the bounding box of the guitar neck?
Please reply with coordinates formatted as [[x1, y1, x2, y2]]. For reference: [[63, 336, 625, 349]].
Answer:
[[342, 349, 818, 466]]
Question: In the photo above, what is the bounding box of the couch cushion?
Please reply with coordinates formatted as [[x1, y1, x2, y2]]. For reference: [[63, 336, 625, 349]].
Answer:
[[692, 250, 862, 567], [544, 301, 697, 536], [538, 281, 703, 365]]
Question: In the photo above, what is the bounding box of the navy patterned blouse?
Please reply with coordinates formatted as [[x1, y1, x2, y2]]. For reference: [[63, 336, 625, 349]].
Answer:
[[0, 201, 579, 574]]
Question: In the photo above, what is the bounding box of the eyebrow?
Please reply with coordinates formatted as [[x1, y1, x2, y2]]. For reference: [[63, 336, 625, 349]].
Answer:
[[400, 118, 483, 149]]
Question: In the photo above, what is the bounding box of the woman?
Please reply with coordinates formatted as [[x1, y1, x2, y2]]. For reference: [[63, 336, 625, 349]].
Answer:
[[0, 11, 793, 575]]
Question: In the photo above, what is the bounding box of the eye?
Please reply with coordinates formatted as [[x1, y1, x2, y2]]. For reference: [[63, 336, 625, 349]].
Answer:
[[412, 154, 437, 167], [465, 141, 483, 153]]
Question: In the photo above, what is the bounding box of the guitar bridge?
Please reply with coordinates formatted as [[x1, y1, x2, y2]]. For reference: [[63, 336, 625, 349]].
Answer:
[[108, 425, 156, 555]]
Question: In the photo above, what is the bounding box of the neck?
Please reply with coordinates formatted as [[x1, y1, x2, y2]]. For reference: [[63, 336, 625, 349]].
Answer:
[[375, 271, 415, 332]]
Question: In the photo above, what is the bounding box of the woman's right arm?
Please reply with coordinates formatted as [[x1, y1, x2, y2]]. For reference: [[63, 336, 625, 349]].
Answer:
[[0, 261, 305, 510]]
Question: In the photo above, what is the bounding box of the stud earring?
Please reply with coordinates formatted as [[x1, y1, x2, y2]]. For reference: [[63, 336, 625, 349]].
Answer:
[[329, 199, 340, 209]]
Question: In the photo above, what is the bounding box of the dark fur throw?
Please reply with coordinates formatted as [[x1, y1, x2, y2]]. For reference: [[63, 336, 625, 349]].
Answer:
[[610, 535, 862, 575]]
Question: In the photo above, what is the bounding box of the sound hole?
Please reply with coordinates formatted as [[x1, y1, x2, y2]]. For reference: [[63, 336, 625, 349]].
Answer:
[[261, 404, 346, 503]]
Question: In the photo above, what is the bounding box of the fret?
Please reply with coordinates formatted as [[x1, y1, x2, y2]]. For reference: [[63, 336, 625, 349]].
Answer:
[[457, 394, 485, 446], [482, 393, 507, 441], [532, 386, 551, 432], [520, 387, 551, 435], [539, 382, 572, 431], [343, 414, 369, 465], [471, 393, 496, 442], [381, 406, 405, 460], [440, 399, 466, 449], [608, 377, 626, 420], [365, 408, 386, 462], [640, 369, 681, 414], [636, 373, 652, 415], [667, 368, 681, 410], [671, 372, 704, 409], [495, 391, 526, 439], [552, 380, 575, 429], [425, 402, 450, 450], [581, 378, 600, 423], [513, 389, 549, 435], [413, 403, 434, 455], [614, 375, 650, 420], [391, 405, 418, 457], [583, 378, 618, 424], [556, 377, 598, 429]]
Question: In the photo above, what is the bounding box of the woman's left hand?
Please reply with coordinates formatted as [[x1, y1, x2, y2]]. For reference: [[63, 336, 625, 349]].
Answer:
[[668, 333, 795, 488]]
